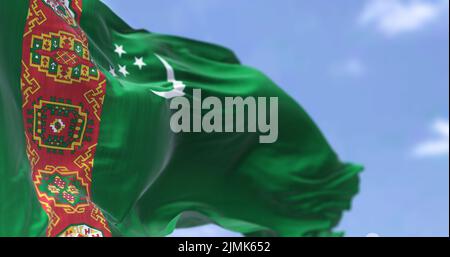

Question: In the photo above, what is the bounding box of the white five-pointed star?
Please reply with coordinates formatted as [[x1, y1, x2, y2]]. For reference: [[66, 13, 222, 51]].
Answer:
[[109, 66, 117, 77], [114, 44, 126, 58], [118, 64, 129, 77], [133, 57, 146, 70]]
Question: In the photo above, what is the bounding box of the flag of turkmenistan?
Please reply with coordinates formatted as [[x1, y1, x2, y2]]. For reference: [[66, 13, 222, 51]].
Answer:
[[0, 0, 362, 237]]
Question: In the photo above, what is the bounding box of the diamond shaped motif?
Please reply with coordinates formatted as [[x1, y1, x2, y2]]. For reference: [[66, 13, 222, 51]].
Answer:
[[33, 100, 87, 151]]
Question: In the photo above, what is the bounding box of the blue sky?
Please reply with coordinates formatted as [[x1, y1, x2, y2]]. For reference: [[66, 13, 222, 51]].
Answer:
[[102, 0, 449, 237]]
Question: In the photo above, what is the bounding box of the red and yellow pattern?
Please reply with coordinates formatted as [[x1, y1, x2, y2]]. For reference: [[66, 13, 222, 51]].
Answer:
[[30, 30, 100, 84], [20, 0, 111, 237]]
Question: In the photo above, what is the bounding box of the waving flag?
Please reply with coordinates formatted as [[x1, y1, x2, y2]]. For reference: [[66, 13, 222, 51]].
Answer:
[[0, 0, 362, 237]]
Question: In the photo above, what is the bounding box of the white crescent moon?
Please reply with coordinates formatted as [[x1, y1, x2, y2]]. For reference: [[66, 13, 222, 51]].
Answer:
[[151, 54, 186, 99]]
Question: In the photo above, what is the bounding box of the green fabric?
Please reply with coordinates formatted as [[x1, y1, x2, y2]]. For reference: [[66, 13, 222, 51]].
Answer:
[[0, 0, 362, 236], [0, 0, 47, 236]]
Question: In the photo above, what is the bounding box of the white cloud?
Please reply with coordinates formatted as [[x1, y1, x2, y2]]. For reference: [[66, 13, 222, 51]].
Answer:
[[359, 0, 449, 36], [413, 119, 449, 157], [331, 58, 366, 78]]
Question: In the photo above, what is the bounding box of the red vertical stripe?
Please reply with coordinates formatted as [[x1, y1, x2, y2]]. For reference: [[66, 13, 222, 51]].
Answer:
[[20, 0, 111, 237]]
